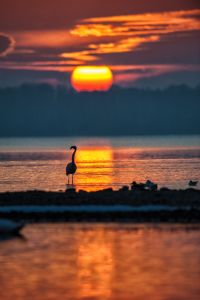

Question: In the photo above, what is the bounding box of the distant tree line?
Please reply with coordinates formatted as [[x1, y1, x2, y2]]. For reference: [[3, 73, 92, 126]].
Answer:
[[0, 83, 199, 136]]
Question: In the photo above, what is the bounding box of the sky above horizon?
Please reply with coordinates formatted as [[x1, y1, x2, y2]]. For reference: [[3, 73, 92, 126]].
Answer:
[[0, 0, 200, 89]]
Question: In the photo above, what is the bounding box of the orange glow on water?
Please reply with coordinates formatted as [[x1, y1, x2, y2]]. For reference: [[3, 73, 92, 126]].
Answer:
[[77, 148, 112, 163], [0, 224, 199, 300], [76, 148, 113, 191], [77, 229, 113, 299], [71, 66, 113, 91]]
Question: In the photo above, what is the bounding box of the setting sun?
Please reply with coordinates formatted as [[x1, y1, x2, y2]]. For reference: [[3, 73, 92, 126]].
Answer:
[[71, 66, 113, 91]]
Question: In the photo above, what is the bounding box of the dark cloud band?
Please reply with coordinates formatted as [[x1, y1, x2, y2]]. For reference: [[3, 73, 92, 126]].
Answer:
[[0, 33, 15, 56]]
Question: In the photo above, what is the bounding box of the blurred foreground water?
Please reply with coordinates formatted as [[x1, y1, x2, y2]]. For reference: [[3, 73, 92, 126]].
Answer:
[[0, 223, 200, 300], [0, 136, 199, 192]]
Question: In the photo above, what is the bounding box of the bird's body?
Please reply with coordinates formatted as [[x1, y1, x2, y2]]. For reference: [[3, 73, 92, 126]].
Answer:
[[66, 146, 77, 184], [189, 180, 198, 186], [66, 162, 77, 176]]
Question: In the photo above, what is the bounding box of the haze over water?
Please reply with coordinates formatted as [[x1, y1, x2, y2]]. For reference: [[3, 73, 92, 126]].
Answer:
[[0, 135, 199, 192]]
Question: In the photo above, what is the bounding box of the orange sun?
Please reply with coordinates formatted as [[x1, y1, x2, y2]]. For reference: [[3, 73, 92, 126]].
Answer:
[[71, 66, 113, 92]]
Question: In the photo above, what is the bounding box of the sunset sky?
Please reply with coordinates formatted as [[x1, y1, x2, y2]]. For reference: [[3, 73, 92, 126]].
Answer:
[[0, 0, 200, 89]]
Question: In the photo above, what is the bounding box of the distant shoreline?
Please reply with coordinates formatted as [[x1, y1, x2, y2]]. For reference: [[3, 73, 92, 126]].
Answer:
[[0, 188, 199, 223]]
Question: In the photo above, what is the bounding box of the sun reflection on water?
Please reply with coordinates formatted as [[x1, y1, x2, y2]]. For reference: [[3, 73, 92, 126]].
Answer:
[[0, 224, 200, 300], [75, 148, 113, 191], [76, 229, 113, 299]]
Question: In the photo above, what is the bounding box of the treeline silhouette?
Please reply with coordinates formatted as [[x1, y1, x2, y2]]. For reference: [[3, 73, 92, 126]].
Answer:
[[0, 84, 199, 136]]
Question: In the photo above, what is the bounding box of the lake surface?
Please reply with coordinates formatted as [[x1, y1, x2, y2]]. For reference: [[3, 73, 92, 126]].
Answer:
[[0, 223, 200, 300], [0, 136, 199, 192], [1, 137, 199, 299]]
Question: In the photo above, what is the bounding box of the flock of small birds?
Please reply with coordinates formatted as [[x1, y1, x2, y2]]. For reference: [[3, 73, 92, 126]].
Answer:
[[131, 180, 198, 191], [131, 180, 158, 191]]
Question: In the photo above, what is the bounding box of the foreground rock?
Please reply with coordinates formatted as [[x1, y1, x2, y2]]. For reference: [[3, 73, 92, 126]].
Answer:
[[0, 188, 199, 223], [0, 218, 24, 234]]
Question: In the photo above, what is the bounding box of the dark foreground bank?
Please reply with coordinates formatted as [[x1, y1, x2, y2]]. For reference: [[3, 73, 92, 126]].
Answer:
[[0, 188, 200, 223]]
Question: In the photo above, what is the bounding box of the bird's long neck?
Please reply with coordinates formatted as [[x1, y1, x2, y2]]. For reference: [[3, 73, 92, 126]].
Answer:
[[72, 148, 76, 165]]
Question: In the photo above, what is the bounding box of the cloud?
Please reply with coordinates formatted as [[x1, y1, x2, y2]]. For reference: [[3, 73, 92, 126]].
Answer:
[[14, 49, 35, 54], [134, 70, 200, 89], [0, 61, 74, 72], [1, 9, 200, 88], [0, 33, 15, 56], [63, 9, 200, 62], [6, 9, 200, 64], [60, 36, 159, 62], [11, 30, 87, 48], [111, 64, 200, 87], [89, 36, 159, 53], [60, 51, 99, 61], [71, 10, 200, 37]]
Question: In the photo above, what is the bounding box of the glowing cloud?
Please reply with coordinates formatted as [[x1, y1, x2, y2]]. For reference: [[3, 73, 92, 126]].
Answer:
[[74, 10, 200, 37], [71, 66, 113, 91], [67, 9, 200, 62], [1, 9, 199, 88]]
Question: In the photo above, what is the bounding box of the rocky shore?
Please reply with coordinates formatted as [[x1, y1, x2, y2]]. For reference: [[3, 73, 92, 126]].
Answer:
[[0, 188, 200, 223]]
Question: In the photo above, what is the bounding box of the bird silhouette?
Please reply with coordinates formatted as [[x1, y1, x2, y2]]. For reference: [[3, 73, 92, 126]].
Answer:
[[66, 146, 77, 184], [189, 180, 198, 186]]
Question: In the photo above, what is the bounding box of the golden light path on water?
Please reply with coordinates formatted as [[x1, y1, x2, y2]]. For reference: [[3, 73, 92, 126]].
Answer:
[[0, 223, 200, 300], [0, 136, 199, 192], [0, 147, 200, 192], [76, 148, 113, 190]]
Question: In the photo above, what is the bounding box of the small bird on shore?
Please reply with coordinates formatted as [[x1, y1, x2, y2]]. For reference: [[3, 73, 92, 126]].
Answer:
[[131, 181, 145, 190], [189, 180, 198, 186], [145, 180, 154, 188], [66, 146, 77, 184]]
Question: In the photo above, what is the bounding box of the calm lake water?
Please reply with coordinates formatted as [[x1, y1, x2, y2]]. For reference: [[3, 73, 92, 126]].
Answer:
[[0, 223, 200, 300], [0, 137, 200, 300], [0, 136, 199, 192]]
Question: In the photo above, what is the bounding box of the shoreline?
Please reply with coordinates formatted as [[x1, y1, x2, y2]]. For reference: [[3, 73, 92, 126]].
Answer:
[[0, 188, 200, 223]]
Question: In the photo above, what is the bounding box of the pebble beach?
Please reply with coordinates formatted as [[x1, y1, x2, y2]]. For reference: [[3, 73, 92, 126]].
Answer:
[[0, 188, 200, 223]]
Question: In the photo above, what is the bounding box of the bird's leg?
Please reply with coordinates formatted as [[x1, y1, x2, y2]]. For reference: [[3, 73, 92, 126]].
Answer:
[[68, 175, 69, 184], [72, 174, 73, 184]]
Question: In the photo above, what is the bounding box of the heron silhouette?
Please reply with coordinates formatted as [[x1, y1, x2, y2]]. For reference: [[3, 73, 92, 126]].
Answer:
[[66, 146, 77, 184]]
